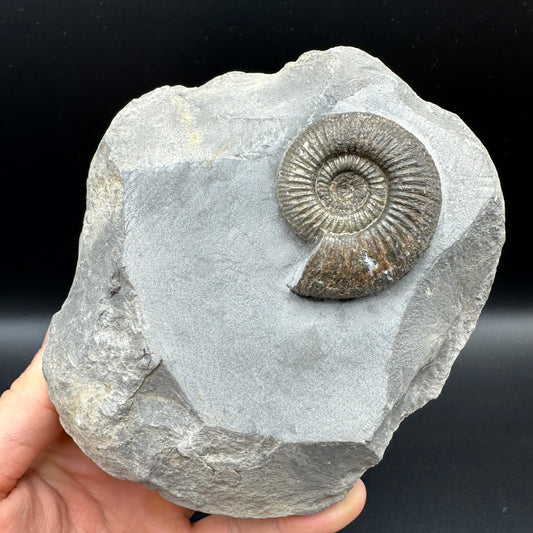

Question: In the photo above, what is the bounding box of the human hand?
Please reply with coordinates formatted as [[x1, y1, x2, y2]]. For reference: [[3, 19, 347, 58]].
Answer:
[[0, 332, 366, 533]]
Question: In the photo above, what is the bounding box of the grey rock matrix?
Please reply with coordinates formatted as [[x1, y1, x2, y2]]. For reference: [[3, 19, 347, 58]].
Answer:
[[43, 47, 505, 518]]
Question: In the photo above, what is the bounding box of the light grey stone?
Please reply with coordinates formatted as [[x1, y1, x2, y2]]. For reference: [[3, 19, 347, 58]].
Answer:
[[43, 46, 505, 518]]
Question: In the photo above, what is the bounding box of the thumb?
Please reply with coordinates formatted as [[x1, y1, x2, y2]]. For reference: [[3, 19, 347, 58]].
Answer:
[[0, 330, 62, 499]]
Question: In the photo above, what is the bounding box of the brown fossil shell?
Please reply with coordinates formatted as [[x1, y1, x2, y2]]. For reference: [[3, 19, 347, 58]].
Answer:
[[277, 112, 442, 299]]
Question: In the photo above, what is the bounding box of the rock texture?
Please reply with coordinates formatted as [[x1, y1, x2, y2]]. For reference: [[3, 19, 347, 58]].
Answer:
[[43, 47, 505, 518]]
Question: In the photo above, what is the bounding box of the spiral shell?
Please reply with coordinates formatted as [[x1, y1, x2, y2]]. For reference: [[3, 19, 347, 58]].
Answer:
[[277, 112, 441, 299]]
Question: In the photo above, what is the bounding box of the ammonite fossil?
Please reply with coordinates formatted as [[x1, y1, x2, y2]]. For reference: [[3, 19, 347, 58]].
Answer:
[[277, 112, 442, 299]]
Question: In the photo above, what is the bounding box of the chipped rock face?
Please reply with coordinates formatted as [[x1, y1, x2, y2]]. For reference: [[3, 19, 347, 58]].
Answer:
[[43, 47, 505, 518]]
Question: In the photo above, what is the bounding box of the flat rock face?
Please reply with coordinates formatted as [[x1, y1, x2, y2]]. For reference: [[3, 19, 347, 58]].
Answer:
[[43, 47, 505, 518]]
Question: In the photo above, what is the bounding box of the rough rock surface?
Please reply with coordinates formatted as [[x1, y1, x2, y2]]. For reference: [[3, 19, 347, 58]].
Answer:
[[43, 47, 505, 518]]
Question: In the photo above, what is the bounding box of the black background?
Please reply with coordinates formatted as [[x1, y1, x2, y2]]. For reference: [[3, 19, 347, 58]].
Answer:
[[1, 1, 532, 531]]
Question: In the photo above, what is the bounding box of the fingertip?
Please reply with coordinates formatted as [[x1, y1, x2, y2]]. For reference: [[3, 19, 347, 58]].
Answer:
[[316, 479, 366, 530], [343, 479, 366, 517], [271, 479, 367, 533], [28, 327, 50, 368], [42, 326, 50, 349]]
